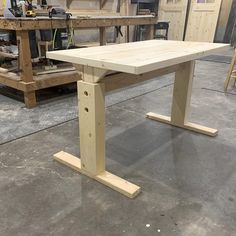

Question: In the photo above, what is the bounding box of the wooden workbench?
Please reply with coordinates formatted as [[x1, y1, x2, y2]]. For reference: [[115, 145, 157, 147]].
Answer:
[[47, 40, 229, 198], [0, 15, 156, 108]]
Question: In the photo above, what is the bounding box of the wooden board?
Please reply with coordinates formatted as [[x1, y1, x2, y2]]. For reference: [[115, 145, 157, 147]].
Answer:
[[50, 0, 117, 12], [47, 40, 229, 75], [0, 15, 157, 30], [54, 151, 140, 198], [185, 0, 222, 42], [223, 0, 236, 43], [215, 0, 233, 42], [158, 0, 188, 40]]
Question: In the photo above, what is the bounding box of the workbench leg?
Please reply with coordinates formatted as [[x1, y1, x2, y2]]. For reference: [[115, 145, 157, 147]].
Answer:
[[126, 26, 130, 43], [54, 79, 140, 198], [24, 91, 37, 109], [17, 31, 37, 108], [146, 24, 154, 40], [146, 61, 218, 137], [99, 27, 106, 46]]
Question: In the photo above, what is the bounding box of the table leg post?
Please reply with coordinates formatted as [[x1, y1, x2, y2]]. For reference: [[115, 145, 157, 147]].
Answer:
[[146, 61, 218, 136], [147, 24, 154, 40], [17, 31, 36, 108], [78, 81, 106, 176], [171, 61, 195, 125]]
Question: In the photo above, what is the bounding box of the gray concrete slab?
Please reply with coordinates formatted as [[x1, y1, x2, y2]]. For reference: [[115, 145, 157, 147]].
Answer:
[[0, 75, 173, 145], [0, 48, 236, 235]]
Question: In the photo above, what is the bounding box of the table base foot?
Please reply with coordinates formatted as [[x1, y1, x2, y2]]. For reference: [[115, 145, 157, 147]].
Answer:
[[146, 112, 218, 137], [54, 151, 141, 198]]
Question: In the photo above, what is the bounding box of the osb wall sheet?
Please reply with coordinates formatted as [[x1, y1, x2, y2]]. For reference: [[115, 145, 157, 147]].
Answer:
[[48, 0, 117, 11], [0, 1, 4, 10]]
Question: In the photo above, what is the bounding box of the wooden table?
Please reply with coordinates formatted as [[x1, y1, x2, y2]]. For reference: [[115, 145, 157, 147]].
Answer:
[[47, 40, 229, 198], [0, 15, 156, 108]]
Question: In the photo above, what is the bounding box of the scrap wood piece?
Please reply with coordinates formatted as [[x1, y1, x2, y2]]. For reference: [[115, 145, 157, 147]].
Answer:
[[33, 67, 76, 76], [0, 67, 8, 73]]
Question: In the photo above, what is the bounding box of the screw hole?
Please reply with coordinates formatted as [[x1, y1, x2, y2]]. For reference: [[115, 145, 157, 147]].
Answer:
[[85, 107, 89, 112], [84, 91, 88, 96]]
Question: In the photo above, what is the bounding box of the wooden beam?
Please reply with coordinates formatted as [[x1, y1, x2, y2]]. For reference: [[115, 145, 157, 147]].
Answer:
[[0, 16, 157, 31], [103, 64, 181, 92], [146, 113, 218, 137], [78, 80, 106, 175], [16, 30, 36, 108], [54, 151, 140, 198], [171, 61, 195, 125], [34, 71, 80, 90]]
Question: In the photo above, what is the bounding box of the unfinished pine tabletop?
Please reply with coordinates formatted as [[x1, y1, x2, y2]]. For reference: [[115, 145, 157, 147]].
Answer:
[[47, 40, 229, 74]]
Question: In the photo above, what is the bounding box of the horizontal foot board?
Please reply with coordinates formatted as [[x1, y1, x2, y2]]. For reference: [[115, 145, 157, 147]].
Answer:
[[95, 170, 141, 198], [146, 112, 218, 137], [54, 151, 140, 198], [184, 122, 218, 137], [146, 112, 171, 124]]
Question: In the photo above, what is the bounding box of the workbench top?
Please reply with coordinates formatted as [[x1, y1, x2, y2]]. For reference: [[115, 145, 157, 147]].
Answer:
[[1, 15, 156, 20], [47, 40, 230, 74], [0, 15, 157, 30]]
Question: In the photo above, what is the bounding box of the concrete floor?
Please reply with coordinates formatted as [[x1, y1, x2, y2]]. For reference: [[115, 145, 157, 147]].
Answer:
[[0, 48, 236, 236]]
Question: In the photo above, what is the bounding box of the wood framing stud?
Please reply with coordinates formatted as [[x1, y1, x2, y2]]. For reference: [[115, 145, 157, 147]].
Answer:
[[146, 113, 218, 137], [54, 151, 141, 198]]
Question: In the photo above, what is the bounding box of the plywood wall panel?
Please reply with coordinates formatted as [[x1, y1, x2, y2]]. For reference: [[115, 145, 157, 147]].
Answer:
[[0, 1, 4, 16], [185, 0, 222, 42], [158, 0, 188, 41], [48, 0, 116, 11], [215, 0, 233, 41]]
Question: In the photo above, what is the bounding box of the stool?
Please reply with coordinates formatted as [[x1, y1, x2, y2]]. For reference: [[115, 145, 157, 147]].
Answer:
[[224, 49, 236, 92], [154, 22, 170, 40]]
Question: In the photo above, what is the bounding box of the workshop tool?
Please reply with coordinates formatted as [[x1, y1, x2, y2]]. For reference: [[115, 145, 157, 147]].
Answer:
[[49, 8, 73, 49], [8, 0, 22, 17], [25, 0, 36, 17], [115, 26, 123, 38]]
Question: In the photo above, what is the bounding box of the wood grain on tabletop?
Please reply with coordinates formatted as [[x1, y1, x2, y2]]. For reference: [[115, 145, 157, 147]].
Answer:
[[47, 40, 229, 74]]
